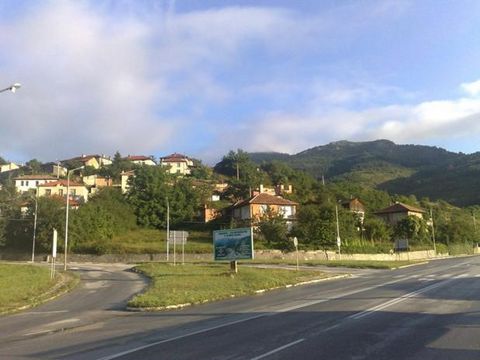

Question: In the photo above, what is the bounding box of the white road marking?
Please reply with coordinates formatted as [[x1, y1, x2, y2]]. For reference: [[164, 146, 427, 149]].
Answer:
[[97, 270, 467, 360], [250, 338, 305, 360], [348, 278, 454, 321], [24, 310, 68, 315]]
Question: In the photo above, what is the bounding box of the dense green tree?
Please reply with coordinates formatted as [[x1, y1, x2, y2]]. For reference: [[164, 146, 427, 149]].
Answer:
[[257, 208, 292, 251], [364, 216, 392, 244], [25, 159, 43, 174], [293, 204, 336, 254]]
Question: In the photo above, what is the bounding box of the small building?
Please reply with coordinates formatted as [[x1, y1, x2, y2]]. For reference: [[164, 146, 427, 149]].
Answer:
[[231, 193, 297, 224], [125, 155, 156, 166], [341, 198, 366, 224], [14, 175, 57, 193], [38, 180, 89, 202], [255, 184, 293, 196], [62, 155, 100, 169], [0, 162, 20, 173], [121, 170, 135, 194], [40, 162, 67, 178], [160, 153, 194, 175], [374, 202, 425, 226]]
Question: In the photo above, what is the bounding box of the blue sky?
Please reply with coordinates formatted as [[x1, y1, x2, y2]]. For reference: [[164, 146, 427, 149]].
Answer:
[[1, 0, 480, 164]]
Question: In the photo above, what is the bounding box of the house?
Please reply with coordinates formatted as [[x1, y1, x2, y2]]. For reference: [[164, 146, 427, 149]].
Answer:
[[61, 154, 112, 169], [231, 193, 297, 224], [125, 155, 156, 166], [38, 180, 89, 202], [62, 155, 100, 169], [341, 198, 366, 224], [121, 170, 135, 194], [14, 175, 57, 193], [0, 162, 20, 173], [374, 202, 425, 226], [255, 184, 293, 196], [82, 174, 113, 194], [40, 162, 67, 178], [160, 153, 194, 175]]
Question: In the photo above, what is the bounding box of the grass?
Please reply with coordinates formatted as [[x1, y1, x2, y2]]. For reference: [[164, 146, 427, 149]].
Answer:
[[81, 229, 214, 254], [0, 263, 79, 315], [128, 262, 332, 309]]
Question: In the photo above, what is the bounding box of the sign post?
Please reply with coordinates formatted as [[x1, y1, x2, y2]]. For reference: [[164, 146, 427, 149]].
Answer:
[[168, 231, 189, 266], [51, 229, 57, 279], [213, 227, 254, 274], [293, 236, 299, 271]]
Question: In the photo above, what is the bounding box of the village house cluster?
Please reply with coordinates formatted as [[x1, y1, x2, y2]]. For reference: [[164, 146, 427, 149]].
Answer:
[[0, 153, 427, 227]]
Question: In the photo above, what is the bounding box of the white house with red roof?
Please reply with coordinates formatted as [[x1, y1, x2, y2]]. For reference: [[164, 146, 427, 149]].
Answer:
[[160, 153, 194, 175], [125, 155, 156, 166], [231, 192, 297, 223], [38, 179, 89, 202], [14, 175, 57, 193]]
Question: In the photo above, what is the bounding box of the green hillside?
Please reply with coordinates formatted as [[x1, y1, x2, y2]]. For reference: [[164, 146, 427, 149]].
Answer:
[[249, 140, 478, 206]]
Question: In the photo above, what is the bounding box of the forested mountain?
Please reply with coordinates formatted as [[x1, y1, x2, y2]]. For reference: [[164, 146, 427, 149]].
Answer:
[[249, 140, 480, 206]]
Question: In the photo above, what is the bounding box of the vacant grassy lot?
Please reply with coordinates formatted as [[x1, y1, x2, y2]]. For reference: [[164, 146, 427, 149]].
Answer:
[[128, 263, 332, 309], [0, 263, 78, 314]]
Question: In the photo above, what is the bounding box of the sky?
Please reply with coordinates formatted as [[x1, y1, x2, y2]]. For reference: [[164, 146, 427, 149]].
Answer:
[[1, 0, 480, 164]]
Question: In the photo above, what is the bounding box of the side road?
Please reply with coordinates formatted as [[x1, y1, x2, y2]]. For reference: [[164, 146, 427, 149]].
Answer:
[[0, 263, 147, 342]]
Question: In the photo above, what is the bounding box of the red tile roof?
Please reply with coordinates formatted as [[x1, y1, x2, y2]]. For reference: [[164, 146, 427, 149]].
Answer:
[[38, 180, 85, 187], [233, 193, 298, 208], [375, 202, 425, 214], [161, 153, 190, 162], [126, 155, 153, 161], [14, 175, 57, 180]]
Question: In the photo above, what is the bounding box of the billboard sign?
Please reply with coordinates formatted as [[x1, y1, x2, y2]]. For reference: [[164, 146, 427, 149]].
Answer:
[[213, 227, 254, 261]]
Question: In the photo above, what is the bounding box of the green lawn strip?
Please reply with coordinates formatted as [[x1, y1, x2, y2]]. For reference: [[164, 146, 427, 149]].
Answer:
[[106, 229, 212, 254], [0, 264, 79, 315], [128, 263, 331, 309], [249, 259, 424, 269]]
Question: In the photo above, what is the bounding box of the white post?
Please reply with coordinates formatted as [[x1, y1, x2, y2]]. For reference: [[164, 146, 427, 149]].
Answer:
[[430, 208, 437, 254], [182, 231, 185, 265], [51, 229, 58, 279], [335, 204, 341, 256], [173, 230, 176, 266]]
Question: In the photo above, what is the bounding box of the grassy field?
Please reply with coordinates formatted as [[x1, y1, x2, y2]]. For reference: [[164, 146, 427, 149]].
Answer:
[[0, 263, 78, 314], [128, 263, 332, 309]]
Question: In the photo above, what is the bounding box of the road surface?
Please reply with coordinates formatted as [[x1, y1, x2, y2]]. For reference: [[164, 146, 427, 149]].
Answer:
[[1, 257, 480, 359]]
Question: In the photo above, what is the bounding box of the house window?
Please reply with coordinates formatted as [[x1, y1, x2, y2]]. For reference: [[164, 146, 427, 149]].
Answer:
[[45, 189, 51, 196], [59, 189, 63, 196], [70, 189, 76, 196], [26, 181, 29, 186], [260, 205, 268, 214], [21, 181, 24, 186], [36, 181, 39, 186]]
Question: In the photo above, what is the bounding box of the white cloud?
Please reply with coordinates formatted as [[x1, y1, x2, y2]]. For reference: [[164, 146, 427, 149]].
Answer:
[[461, 79, 480, 96]]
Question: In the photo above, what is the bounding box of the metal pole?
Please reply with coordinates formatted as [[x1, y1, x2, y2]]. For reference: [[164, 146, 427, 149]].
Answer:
[[64, 166, 83, 271], [31, 187, 38, 262], [64, 171, 71, 271], [167, 198, 170, 260], [173, 230, 176, 266], [430, 208, 437, 254]]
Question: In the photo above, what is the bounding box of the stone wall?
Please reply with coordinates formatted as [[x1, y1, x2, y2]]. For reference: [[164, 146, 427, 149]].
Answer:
[[0, 249, 451, 263]]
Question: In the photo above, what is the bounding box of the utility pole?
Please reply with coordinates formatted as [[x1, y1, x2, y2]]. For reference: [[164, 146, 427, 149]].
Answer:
[[335, 204, 341, 256], [166, 197, 170, 261], [430, 208, 437, 254], [31, 187, 39, 263]]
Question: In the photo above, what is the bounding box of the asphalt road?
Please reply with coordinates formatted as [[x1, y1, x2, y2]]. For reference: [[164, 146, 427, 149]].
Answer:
[[1, 257, 480, 359]]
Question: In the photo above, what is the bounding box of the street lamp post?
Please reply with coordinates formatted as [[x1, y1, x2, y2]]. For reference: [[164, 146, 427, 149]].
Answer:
[[31, 186, 39, 263], [0, 83, 21, 93], [64, 166, 84, 271]]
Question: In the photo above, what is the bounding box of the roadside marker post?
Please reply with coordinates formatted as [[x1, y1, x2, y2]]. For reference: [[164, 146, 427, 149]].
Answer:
[[168, 231, 189, 266], [51, 229, 57, 279], [293, 237, 299, 271]]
